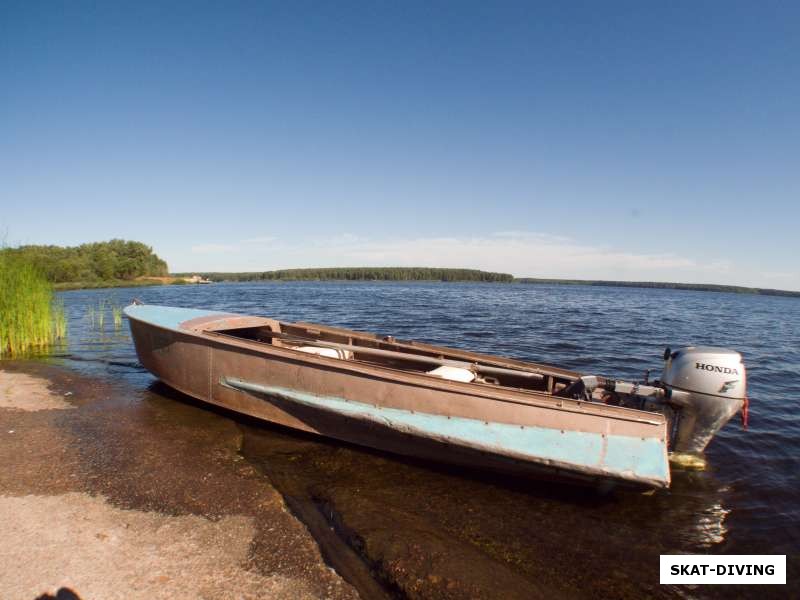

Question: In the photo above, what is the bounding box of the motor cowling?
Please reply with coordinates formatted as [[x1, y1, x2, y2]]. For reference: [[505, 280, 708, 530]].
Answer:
[[661, 346, 747, 453]]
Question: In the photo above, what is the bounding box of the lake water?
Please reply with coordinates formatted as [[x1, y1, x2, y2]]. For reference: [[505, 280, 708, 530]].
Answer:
[[52, 282, 799, 597]]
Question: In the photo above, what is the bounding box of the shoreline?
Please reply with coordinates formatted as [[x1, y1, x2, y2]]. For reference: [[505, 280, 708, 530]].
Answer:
[[513, 278, 800, 297], [54, 278, 185, 291], [0, 361, 357, 600]]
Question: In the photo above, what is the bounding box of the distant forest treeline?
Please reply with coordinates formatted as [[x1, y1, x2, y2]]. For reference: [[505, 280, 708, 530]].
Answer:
[[174, 267, 515, 283], [515, 278, 800, 298], [2, 240, 168, 283], [173, 268, 799, 297]]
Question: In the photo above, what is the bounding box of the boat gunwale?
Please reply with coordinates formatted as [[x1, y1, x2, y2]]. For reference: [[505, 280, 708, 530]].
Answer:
[[289, 320, 582, 379], [125, 308, 667, 429], [186, 312, 581, 379]]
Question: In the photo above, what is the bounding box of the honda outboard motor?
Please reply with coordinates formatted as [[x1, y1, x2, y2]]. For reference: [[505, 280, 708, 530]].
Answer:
[[661, 346, 747, 453], [573, 345, 748, 455]]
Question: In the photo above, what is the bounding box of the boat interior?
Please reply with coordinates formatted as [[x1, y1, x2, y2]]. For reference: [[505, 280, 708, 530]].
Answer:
[[201, 317, 580, 396]]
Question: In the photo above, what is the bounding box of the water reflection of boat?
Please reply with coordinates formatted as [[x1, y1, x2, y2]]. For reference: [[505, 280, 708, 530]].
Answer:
[[125, 303, 747, 490]]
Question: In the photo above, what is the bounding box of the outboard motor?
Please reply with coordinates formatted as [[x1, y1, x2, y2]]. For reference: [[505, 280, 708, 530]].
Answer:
[[573, 345, 748, 455], [661, 346, 747, 453]]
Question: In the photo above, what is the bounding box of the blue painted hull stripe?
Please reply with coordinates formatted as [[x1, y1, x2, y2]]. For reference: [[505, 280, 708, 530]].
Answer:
[[223, 379, 669, 486]]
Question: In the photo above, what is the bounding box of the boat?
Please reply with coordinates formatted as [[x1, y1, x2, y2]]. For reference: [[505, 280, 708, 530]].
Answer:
[[124, 303, 748, 490]]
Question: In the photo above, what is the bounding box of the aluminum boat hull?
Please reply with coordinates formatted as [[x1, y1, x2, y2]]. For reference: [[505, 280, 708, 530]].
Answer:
[[125, 304, 671, 489]]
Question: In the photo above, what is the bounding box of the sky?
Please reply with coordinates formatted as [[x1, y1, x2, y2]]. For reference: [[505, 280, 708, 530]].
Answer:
[[1, 1, 798, 288]]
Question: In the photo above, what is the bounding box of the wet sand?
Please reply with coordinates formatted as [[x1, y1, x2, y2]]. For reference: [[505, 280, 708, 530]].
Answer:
[[0, 363, 356, 600]]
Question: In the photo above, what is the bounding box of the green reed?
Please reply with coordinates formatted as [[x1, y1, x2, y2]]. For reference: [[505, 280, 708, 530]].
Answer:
[[87, 299, 116, 330], [52, 298, 67, 339], [0, 252, 67, 357], [112, 305, 123, 329], [97, 299, 106, 328]]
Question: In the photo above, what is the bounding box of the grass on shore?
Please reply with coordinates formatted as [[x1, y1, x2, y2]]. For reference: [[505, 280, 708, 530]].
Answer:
[[54, 277, 188, 291], [0, 253, 67, 357], [55, 279, 164, 291]]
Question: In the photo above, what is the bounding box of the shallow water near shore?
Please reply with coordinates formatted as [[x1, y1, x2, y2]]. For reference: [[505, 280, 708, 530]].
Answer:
[[43, 282, 800, 596]]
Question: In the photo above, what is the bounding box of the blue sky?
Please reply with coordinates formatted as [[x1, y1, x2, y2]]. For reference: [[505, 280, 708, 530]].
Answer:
[[1, 1, 798, 288]]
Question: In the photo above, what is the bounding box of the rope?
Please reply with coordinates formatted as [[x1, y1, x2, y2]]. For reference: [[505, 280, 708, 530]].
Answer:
[[741, 396, 749, 430]]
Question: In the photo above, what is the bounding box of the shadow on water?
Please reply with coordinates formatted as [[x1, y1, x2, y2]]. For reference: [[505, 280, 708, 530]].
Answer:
[[148, 380, 775, 600], [146, 381, 397, 600]]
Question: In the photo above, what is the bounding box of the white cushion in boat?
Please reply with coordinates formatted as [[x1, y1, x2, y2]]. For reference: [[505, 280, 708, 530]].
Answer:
[[427, 365, 475, 383], [296, 345, 353, 360]]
